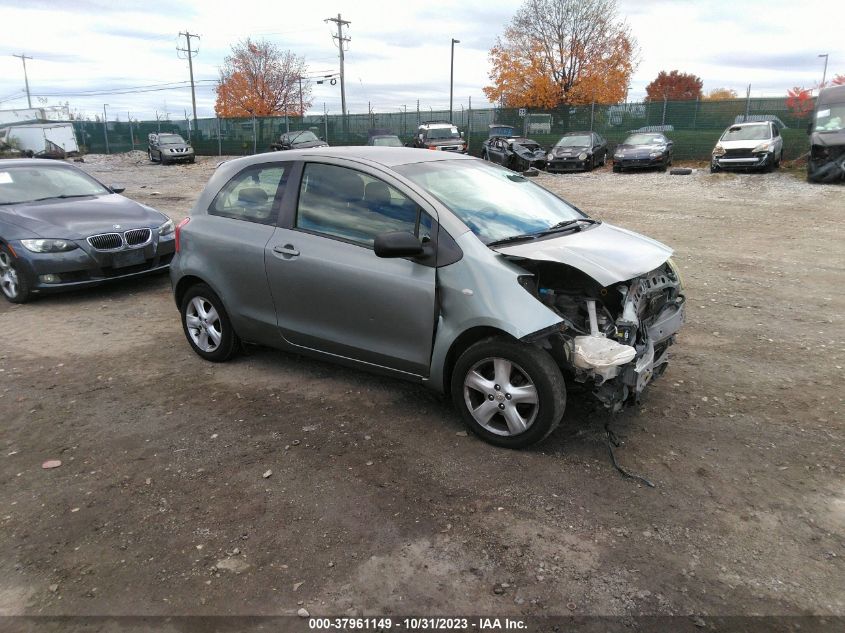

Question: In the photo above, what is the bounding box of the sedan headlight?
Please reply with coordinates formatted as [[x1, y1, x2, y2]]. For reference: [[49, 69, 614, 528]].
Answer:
[[752, 141, 772, 153], [158, 218, 175, 236], [614, 150, 624, 158], [547, 153, 554, 161], [649, 151, 662, 158], [578, 152, 588, 160], [666, 257, 685, 289], [712, 144, 725, 157], [20, 239, 78, 253]]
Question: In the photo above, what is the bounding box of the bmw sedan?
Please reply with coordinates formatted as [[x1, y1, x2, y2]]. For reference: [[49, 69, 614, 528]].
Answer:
[[0, 159, 175, 303], [612, 133, 673, 172], [171, 148, 685, 448]]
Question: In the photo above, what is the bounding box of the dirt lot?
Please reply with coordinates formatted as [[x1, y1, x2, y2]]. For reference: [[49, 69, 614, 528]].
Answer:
[[0, 152, 843, 621]]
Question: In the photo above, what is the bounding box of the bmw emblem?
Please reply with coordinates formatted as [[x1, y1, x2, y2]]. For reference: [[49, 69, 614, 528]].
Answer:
[[113, 224, 121, 230]]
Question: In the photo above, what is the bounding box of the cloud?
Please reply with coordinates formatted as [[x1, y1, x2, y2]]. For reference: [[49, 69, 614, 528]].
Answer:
[[93, 27, 176, 42]]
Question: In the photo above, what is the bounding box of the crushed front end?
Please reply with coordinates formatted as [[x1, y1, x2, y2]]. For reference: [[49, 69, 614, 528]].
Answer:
[[807, 141, 845, 183], [519, 259, 685, 411]]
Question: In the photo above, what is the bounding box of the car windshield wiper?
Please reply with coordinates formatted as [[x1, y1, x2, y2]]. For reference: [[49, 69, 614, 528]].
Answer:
[[28, 194, 97, 202], [538, 218, 600, 234], [486, 233, 540, 247]]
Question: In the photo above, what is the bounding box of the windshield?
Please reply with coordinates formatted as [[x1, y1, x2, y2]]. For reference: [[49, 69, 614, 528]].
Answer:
[[425, 127, 460, 140], [489, 126, 515, 137], [395, 160, 583, 244], [290, 131, 319, 144], [0, 165, 110, 205], [372, 136, 403, 147], [158, 134, 185, 145], [556, 135, 591, 147], [813, 104, 845, 133], [721, 125, 771, 141], [624, 134, 665, 146]]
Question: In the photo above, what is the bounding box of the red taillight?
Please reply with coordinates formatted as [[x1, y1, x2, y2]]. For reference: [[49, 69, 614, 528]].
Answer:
[[175, 217, 190, 253]]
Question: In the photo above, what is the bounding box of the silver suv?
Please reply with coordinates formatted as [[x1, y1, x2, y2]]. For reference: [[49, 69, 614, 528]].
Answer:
[[170, 148, 685, 448]]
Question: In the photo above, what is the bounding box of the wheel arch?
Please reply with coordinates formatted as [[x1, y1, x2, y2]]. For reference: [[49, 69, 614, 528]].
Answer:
[[441, 326, 515, 397], [174, 274, 217, 308]]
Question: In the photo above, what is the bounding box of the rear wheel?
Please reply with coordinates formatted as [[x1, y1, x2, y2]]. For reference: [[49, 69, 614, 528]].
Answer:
[[0, 245, 31, 304], [451, 338, 565, 449], [613, 164, 622, 173], [180, 283, 239, 362]]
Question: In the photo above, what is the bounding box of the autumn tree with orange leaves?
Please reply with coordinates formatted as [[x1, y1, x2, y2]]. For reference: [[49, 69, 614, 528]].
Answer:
[[484, 0, 637, 108], [644, 70, 703, 101], [703, 87, 738, 101], [215, 39, 311, 118]]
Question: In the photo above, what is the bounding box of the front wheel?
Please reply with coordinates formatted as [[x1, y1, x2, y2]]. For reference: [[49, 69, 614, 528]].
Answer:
[[180, 283, 239, 362], [451, 339, 566, 448], [0, 245, 32, 304]]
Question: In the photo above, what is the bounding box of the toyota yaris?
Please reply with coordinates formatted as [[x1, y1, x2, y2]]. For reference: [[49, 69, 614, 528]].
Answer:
[[171, 148, 685, 448]]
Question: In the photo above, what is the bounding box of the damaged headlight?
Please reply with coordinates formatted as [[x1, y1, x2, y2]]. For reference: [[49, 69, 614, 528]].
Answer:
[[666, 257, 685, 289], [578, 152, 588, 160], [752, 141, 772, 153], [712, 144, 726, 157]]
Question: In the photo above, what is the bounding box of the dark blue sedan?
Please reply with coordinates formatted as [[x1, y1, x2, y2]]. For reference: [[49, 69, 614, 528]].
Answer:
[[0, 159, 175, 303]]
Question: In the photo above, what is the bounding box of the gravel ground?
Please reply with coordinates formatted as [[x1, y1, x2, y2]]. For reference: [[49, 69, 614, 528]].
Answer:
[[0, 153, 843, 621]]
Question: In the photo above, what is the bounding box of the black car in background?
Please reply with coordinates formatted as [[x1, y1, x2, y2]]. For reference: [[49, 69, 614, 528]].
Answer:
[[0, 160, 174, 303], [270, 130, 329, 151], [612, 132, 673, 172], [546, 131, 608, 172], [366, 128, 403, 147], [483, 136, 547, 171]]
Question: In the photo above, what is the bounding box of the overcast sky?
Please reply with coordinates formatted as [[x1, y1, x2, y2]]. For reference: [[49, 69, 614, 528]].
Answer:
[[0, 0, 842, 121]]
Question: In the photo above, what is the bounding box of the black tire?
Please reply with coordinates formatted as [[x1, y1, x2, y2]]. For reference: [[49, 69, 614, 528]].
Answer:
[[670, 168, 692, 176], [0, 244, 32, 304], [180, 283, 239, 362], [600, 152, 607, 166], [585, 155, 594, 172], [710, 162, 721, 174], [148, 149, 154, 163], [188, 157, 196, 164], [482, 150, 489, 161], [613, 164, 622, 173], [450, 338, 566, 449]]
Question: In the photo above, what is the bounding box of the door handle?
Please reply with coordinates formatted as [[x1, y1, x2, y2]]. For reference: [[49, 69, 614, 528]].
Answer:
[[272, 244, 300, 258]]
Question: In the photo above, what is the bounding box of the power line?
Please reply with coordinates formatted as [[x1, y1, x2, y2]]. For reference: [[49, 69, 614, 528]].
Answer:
[[31, 80, 218, 98]]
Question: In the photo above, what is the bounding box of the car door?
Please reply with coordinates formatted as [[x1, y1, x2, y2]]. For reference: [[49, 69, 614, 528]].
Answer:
[[265, 160, 438, 376], [489, 139, 505, 165], [193, 160, 293, 341]]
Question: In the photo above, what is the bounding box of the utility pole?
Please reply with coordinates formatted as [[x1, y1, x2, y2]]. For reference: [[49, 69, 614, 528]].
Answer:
[[325, 13, 350, 118], [177, 31, 200, 137], [298, 76, 304, 117], [819, 53, 829, 89], [449, 39, 460, 122], [102, 104, 110, 154], [12, 54, 33, 108]]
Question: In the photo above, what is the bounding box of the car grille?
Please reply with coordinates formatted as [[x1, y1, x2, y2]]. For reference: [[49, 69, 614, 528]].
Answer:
[[87, 233, 123, 250], [724, 148, 757, 159], [87, 228, 152, 251], [124, 228, 151, 246]]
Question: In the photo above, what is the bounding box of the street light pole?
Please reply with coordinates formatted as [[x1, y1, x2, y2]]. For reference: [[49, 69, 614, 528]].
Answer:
[[11, 54, 33, 109], [819, 53, 829, 89], [102, 104, 110, 154], [449, 38, 460, 123]]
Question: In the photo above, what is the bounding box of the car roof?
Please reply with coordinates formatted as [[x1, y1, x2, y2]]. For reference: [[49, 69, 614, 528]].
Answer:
[[247, 146, 476, 168], [0, 158, 79, 168], [728, 121, 771, 128], [562, 131, 593, 136]]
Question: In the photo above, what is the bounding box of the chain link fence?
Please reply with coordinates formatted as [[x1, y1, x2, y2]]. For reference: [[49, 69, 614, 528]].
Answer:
[[70, 96, 813, 162]]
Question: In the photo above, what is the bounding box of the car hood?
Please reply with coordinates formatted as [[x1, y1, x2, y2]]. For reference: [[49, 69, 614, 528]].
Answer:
[[552, 145, 590, 156], [810, 129, 845, 147], [3, 194, 167, 239], [616, 143, 666, 156], [718, 139, 770, 150], [493, 222, 673, 286]]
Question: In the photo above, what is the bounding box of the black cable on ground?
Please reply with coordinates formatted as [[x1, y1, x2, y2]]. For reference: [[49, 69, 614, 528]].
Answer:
[[604, 423, 656, 488]]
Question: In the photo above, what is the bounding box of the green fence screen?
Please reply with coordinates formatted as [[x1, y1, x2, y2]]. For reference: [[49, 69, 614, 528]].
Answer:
[[71, 97, 813, 162]]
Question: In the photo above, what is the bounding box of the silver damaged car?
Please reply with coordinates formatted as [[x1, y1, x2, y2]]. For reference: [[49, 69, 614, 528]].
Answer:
[[170, 148, 685, 448]]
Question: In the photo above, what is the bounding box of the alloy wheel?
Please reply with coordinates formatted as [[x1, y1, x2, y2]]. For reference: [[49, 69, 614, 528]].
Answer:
[[0, 251, 19, 299], [185, 295, 222, 352], [463, 357, 539, 436]]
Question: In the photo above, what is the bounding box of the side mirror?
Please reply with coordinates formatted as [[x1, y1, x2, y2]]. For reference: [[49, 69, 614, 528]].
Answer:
[[110, 185, 125, 194], [374, 231, 424, 258], [460, 131, 465, 138]]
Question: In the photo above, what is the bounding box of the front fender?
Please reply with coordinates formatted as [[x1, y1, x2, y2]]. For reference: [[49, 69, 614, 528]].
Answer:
[[427, 232, 562, 392]]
